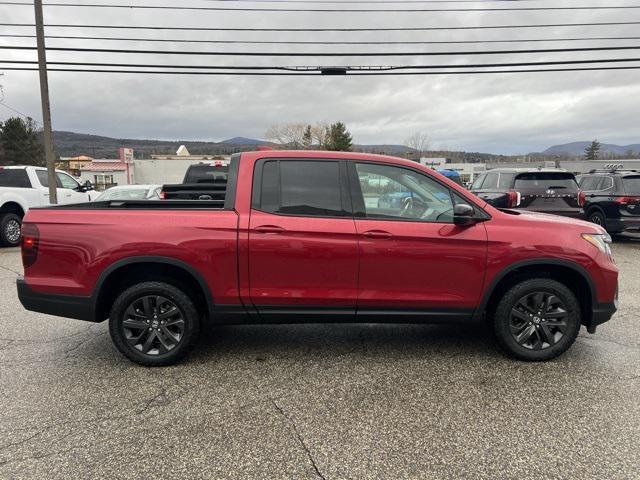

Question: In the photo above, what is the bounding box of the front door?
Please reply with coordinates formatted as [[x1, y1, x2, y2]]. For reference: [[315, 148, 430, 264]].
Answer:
[[349, 161, 488, 320], [248, 159, 358, 320]]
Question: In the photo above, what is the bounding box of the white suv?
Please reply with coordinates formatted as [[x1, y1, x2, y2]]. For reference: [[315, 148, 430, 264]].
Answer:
[[0, 166, 98, 246]]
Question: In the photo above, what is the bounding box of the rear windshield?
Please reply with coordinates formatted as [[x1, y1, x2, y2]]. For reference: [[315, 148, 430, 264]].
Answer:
[[622, 176, 640, 194], [184, 165, 228, 183], [514, 172, 578, 190]]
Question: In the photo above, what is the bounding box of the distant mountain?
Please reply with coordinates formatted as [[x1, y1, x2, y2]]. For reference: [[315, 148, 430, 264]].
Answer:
[[354, 144, 416, 155], [543, 141, 640, 156], [220, 137, 269, 145]]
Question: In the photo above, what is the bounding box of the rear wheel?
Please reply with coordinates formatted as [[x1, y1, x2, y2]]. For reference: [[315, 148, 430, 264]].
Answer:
[[493, 278, 581, 361], [0, 213, 22, 247], [588, 210, 607, 229], [109, 281, 200, 366]]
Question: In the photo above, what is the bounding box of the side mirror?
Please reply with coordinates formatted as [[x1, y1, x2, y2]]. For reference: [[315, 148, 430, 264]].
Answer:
[[84, 180, 94, 191], [453, 203, 477, 226]]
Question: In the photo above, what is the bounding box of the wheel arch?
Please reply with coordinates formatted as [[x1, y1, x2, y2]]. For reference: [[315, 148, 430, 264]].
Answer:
[[0, 201, 26, 218], [92, 256, 214, 322], [477, 259, 596, 328], [585, 204, 606, 219]]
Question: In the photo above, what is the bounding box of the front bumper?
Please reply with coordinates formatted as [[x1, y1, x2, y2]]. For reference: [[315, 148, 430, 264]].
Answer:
[[17, 278, 96, 322]]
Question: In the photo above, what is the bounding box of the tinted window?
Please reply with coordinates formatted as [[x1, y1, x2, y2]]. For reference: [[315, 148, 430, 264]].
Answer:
[[258, 160, 344, 217], [355, 163, 455, 222], [514, 172, 578, 190], [36, 170, 60, 188], [481, 172, 499, 189], [579, 176, 600, 191], [498, 173, 516, 189], [184, 164, 228, 183], [622, 176, 640, 194], [0, 169, 30, 188]]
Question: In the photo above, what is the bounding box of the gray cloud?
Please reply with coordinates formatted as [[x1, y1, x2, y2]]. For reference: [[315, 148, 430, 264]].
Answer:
[[1, 1, 639, 154]]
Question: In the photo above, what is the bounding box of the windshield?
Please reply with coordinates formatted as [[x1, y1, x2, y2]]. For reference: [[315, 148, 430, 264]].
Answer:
[[514, 172, 578, 190], [97, 188, 150, 201], [622, 176, 640, 194]]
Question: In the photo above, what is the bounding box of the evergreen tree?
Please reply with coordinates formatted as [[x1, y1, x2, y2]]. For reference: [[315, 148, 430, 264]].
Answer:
[[326, 122, 353, 151], [0, 116, 45, 166], [302, 125, 313, 149], [584, 139, 601, 160]]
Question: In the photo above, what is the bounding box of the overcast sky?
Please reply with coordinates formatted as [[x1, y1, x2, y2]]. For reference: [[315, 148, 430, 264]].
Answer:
[[1, 0, 640, 154]]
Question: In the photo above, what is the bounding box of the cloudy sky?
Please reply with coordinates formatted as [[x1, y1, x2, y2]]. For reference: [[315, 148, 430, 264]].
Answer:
[[1, 0, 640, 154]]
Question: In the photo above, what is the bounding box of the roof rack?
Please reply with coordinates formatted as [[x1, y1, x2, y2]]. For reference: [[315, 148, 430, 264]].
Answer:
[[587, 168, 639, 174]]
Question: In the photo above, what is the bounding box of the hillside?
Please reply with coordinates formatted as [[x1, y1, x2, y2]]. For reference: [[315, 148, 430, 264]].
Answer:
[[543, 141, 640, 156]]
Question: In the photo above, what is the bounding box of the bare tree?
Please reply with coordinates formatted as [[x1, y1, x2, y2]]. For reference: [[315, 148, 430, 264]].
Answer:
[[264, 123, 308, 149], [404, 131, 430, 155], [311, 123, 330, 149]]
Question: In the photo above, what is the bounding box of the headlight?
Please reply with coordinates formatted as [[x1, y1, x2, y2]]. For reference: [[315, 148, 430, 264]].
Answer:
[[581, 233, 612, 256]]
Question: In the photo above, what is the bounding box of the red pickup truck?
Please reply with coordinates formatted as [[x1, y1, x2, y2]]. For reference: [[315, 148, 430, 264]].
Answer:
[[17, 151, 618, 366]]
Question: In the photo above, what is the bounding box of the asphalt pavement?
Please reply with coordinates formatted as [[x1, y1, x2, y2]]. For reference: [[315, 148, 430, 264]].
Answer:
[[0, 239, 639, 479]]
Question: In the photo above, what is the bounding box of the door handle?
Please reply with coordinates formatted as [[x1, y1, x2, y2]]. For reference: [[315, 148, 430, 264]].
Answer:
[[362, 230, 393, 239], [254, 225, 285, 234]]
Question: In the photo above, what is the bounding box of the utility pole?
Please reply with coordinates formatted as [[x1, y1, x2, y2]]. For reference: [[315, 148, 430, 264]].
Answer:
[[34, 0, 57, 204]]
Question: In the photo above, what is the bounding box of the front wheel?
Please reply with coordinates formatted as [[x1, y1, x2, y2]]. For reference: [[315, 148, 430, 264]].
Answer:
[[493, 278, 581, 361], [109, 281, 201, 366], [0, 213, 22, 247]]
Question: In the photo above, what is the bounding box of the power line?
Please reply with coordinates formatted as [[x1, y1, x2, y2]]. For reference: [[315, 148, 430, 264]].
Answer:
[[4, 2, 640, 12], [3, 57, 640, 71], [3, 20, 640, 32], [4, 33, 640, 46], [5, 44, 640, 57], [3, 65, 640, 75]]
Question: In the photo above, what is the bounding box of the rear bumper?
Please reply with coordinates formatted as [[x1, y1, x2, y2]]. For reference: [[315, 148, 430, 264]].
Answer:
[[17, 278, 97, 322]]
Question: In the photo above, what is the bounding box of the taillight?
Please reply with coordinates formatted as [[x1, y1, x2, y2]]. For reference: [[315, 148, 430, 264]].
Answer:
[[159, 190, 166, 200], [578, 191, 586, 207], [506, 190, 521, 208], [615, 196, 640, 205], [21, 223, 40, 268]]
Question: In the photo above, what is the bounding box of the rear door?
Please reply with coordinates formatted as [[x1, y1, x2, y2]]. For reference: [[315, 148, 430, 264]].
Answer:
[[349, 161, 487, 318], [621, 175, 640, 217], [514, 172, 581, 215], [248, 158, 358, 320]]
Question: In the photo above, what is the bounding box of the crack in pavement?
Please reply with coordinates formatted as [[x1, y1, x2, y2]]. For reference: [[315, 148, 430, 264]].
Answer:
[[271, 399, 326, 480], [577, 334, 639, 350], [0, 264, 21, 276]]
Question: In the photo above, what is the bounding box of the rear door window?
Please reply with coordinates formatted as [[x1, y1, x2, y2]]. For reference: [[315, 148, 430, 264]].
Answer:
[[579, 176, 600, 191], [622, 176, 640, 194], [0, 169, 30, 188], [514, 172, 578, 190], [256, 160, 346, 217], [35, 170, 62, 188], [498, 173, 516, 189]]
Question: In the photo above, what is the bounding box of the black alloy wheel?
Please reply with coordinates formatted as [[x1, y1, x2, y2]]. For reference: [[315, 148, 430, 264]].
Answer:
[[493, 278, 581, 361], [109, 282, 200, 366], [509, 292, 568, 350], [588, 210, 606, 229]]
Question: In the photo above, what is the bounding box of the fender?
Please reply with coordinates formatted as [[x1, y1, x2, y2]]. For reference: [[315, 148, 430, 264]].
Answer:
[[474, 258, 597, 320], [92, 256, 215, 319]]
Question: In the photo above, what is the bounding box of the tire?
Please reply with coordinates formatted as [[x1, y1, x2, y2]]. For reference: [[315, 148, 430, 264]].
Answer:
[[587, 210, 607, 230], [109, 281, 201, 366], [493, 278, 581, 361], [0, 213, 22, 247]]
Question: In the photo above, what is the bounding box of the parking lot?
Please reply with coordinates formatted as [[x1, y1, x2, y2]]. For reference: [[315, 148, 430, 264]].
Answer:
[[0, 240, 638, 480]]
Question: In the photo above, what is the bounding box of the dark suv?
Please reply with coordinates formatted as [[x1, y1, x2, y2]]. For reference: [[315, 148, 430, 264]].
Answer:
[[578, 169, 640, 233], [470, 168, 584, 218]]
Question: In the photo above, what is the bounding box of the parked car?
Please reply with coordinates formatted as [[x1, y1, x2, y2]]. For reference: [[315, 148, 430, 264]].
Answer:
[[470, 168, 584, 218], [436, 168, 464, 186], [161, 161, 229, 200], [579, 168, 640, 233], [0, 166, 96, 246], [17, 151, 617, 366], [96, 184, 162, 201]]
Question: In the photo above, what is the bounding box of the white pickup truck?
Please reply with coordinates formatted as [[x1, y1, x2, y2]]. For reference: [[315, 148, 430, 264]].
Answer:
[[0, 165, 97, 246]]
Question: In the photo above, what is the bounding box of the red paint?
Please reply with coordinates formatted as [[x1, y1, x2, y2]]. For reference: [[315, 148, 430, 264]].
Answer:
[[21, 150, 618, 318]]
